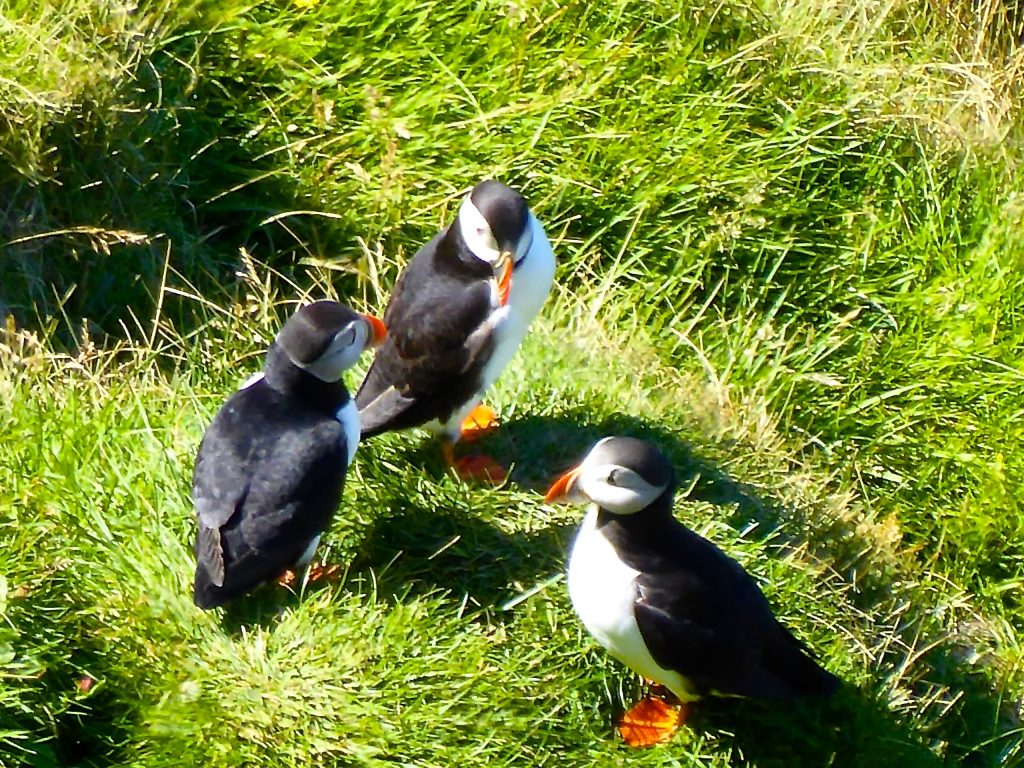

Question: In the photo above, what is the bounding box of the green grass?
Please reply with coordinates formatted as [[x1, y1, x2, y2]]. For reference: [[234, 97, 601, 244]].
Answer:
[[2, 0, 1024, 765]]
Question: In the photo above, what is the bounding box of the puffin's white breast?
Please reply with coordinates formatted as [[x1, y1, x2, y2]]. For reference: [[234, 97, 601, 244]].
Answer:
[[442, 214, 556, 438], [335, 397, 360, 466], [288, 397, 356, 571], [567, 506, 695, 701], [482, 212, 556, 389]]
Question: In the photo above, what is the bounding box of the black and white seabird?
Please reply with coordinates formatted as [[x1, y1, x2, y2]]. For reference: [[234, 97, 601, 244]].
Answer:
[[545, 437, 839, 742], [191, 300, 387, 609], [355, 179, 556, 482]]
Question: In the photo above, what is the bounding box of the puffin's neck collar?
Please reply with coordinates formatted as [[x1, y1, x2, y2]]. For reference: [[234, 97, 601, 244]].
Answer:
[[263, 343, 350, 413], [513, 219, 535, 268], [596, 487, 676, 530], [437, 226, 494, 279]]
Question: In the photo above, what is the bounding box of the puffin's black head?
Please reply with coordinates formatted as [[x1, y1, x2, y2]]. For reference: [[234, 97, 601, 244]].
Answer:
[[275, 300, 387, 382], [544, 436, 676, 515], [456, 180, 533, 271]]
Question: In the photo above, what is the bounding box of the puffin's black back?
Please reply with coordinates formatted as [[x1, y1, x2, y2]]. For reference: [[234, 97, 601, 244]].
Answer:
[[598, 506, 840, 699], [191, 374, 349, 608], [354, 229, 498, 436]]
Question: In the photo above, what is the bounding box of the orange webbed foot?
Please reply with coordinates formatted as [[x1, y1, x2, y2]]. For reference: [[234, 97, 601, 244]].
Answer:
[[277, 563, 343, 589], [305, 563, 343, 584], [459, 404, 500, 443], [452, 454, 508, 485], [442, 428, 507, 484], [617, 696, 689, 748]]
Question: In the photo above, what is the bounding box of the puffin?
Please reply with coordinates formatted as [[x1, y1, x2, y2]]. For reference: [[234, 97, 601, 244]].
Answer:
[[191, 300, 387, 609], [544, 436, 840, 745], [355, 179, 556, 483]]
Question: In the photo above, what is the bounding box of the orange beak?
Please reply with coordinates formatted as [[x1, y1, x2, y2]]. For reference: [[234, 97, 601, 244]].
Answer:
[[544, 465, 581, 503], [362, 313, 387, 347], [496, 252, 513, 307]]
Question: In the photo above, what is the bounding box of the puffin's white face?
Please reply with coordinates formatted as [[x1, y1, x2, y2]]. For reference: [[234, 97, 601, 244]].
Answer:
[[545, 438, 668, 515], [458, 196, 533, 268], [285, 315, 385, 383]]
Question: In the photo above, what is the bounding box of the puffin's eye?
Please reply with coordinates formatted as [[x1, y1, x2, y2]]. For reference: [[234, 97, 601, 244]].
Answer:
[[607, 468, 620, 486], [476, 227, 486, 237]]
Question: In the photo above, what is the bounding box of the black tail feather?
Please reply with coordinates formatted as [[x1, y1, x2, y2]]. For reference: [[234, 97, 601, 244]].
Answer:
[[193, 566, 247, 610], [766, 629, 842, 697]]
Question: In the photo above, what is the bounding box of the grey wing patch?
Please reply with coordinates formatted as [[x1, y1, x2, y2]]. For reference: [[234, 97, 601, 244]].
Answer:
[[357, 385, 417, 433], [460, 308, 505, 373], [192, 477, 249, 589], [193, 481, 248, 530], [196, 525, 225, 587]]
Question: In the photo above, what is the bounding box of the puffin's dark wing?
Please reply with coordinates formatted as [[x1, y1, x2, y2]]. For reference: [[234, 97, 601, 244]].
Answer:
[[356, 239, 496, 436], [192, 394, 257, 589], [191, 384, 348, 608], [630, 524, 840, 699]]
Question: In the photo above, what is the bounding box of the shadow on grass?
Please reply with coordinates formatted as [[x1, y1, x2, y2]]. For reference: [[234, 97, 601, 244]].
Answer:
[[347, 407, 814, 617], [694, 673, 1018, 766], [686, 688, 944, 768], [353, 408, 1017, 766], [349, 489, 576, 614], [0, 44, 368, 348], [21, 609, 137, 768], [216, 584, 299, 634]]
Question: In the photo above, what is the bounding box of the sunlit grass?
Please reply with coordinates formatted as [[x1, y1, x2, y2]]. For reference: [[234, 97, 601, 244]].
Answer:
[[1, 0, 1023, 765]]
